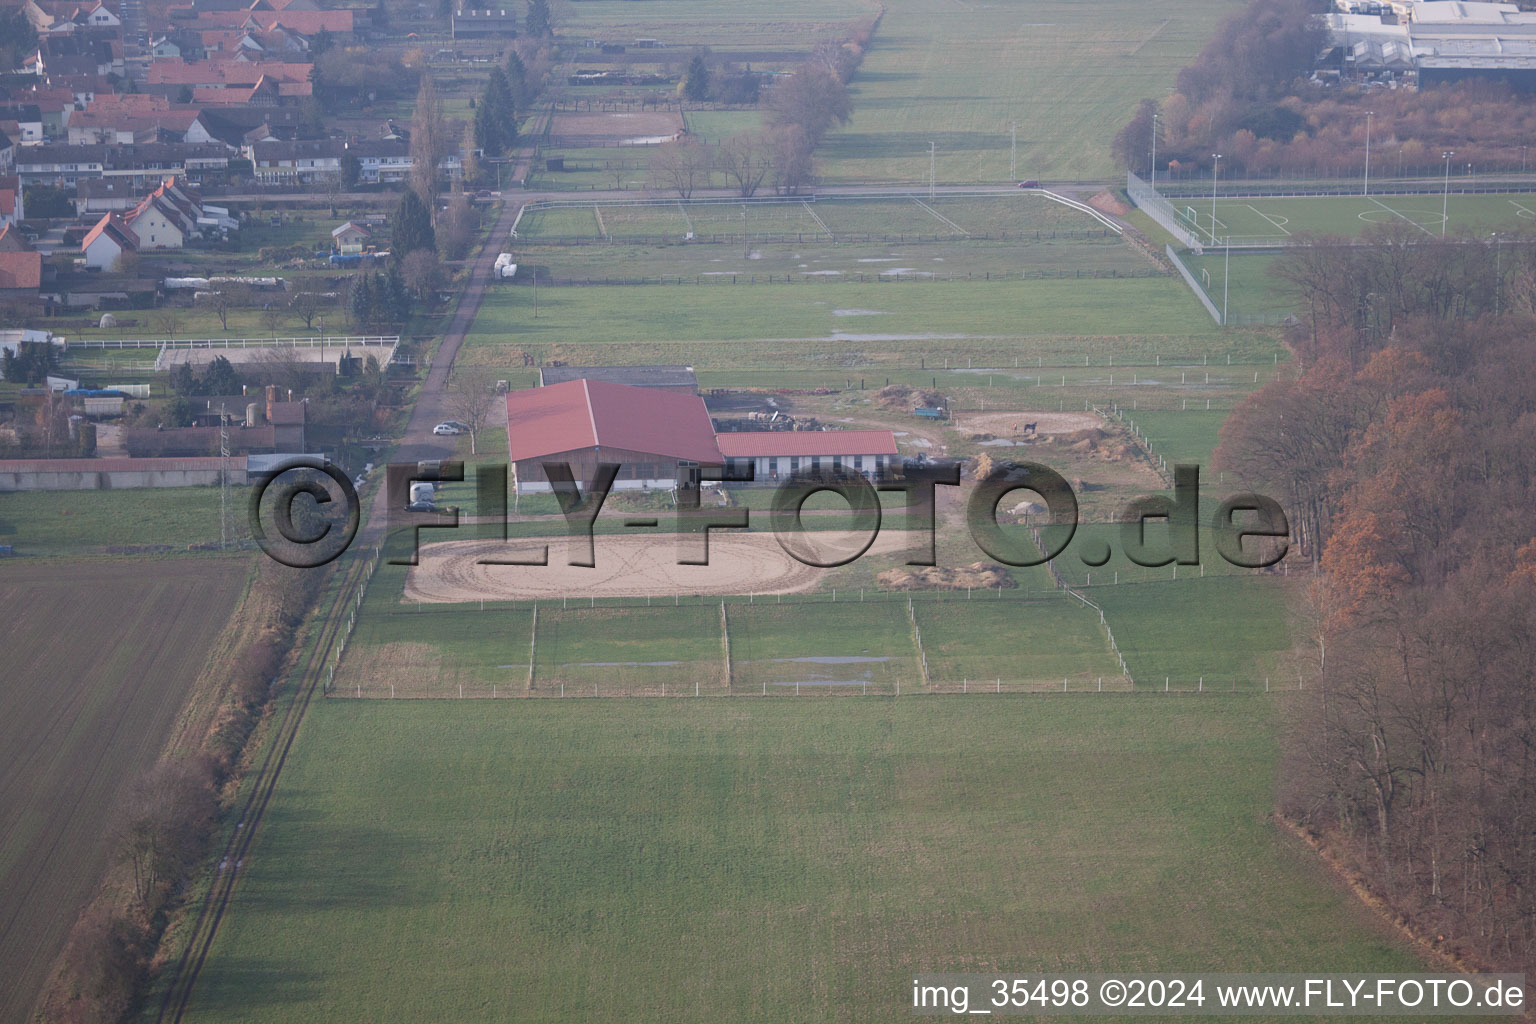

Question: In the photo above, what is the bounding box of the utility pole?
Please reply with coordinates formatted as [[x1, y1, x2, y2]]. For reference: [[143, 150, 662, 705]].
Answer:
[[1150, 112, 1158, 186], [1363, 110, 1373, 196], [1010, 121, 1017, 181], [1442, 150, 1455, 235], [1210, 153, 1221, 243], [928, 141, 935, 200]]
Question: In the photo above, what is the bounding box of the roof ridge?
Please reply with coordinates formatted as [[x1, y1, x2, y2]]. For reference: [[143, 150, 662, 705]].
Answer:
[[582, 378, 598, 448]]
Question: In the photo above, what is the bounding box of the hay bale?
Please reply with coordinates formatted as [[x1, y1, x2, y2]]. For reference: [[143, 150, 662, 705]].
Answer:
[[875, 562, 1018, 591]]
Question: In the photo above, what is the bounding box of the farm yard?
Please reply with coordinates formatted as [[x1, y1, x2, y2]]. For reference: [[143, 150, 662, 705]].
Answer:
[[175, 698, 1433, 1024], [0, 560, 246, 1024]]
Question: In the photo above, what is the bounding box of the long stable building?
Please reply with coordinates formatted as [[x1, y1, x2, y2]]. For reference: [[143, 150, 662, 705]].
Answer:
[[504, 379, 900, 494], [716, 430, 899, 485]]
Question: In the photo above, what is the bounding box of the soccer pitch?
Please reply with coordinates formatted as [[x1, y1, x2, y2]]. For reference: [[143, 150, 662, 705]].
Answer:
[[1173, 191, 1536, 244]]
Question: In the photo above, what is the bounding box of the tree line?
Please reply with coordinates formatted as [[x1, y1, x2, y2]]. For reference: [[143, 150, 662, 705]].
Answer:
[[1214, 228, 1536, 977], [1115, 0, 1536, 178]]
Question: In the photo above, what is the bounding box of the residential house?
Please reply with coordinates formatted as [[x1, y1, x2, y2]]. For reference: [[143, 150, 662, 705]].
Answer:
[[331, 220, 369, 253], [16, 143, 233, 188], [0, 106, 45, 144], [344, 138, 410, 183], [247, 137, 342, 183], [80, 211, 138, 269], [0, 176, 23, 226]]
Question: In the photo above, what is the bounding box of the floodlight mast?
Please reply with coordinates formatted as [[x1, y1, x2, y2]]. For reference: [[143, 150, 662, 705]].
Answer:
[[1363, 110, 1373, 196], [1442, 150, 1455, 235], [1210, 154, 1222, 243]]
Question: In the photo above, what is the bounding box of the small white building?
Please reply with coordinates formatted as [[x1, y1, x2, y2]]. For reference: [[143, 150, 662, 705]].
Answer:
[[331, 220, 370, 253]]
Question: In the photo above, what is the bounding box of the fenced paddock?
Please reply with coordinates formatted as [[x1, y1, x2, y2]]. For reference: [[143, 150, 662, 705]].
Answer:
[[331, 577, 1292, 698]]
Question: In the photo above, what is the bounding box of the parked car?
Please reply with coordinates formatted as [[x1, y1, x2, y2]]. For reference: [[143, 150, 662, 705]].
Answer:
[[1017, 179, 1041, 188], [405, 499, 437, 513], [432, 421, 467, 435]]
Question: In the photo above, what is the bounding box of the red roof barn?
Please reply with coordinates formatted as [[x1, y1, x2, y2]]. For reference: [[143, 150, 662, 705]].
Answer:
[[505, 378, 722, 494]]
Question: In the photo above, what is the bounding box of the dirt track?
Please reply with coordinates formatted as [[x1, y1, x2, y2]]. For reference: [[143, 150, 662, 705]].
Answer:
[[403, 530, 919, 602]]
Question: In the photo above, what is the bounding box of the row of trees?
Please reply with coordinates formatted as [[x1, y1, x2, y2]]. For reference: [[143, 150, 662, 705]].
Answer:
[[649, 129, 812, 197], [1214, 232, 1536, 976]]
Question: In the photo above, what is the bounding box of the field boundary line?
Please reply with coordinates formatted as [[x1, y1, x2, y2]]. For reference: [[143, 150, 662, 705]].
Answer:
[[801, 200, 833, 238], [1032, 189, 1124, 234], [1033, 528, 1135, 687], [906, 597, 928, 692], [720, 600, 732, 686], [1246, 204, 1291, 236], [527, 604, 537, 690], [1366, 196, 1433, 236], [592, 203, 608, 240], [911, 196, 969, 235]]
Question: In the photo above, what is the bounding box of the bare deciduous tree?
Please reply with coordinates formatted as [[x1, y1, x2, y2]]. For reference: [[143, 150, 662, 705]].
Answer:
[[649, 139, 711, 199], [290, 290, 330, 331], [715, 132, 774, 198], [444, 366, 501, 455]]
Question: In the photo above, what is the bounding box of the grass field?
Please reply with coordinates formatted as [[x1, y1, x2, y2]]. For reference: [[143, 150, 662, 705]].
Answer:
[[0, 485, 246, 557], [816, 0, 1244, 182], [1174, 191, 1536, 244], [0, 560, 245, 1024], [511, 194, 1146, 281], [554, 0, 869, 49], [1095, 576, 1298, 688], [516, 194, 1115, 242], [1122, 409, 1231, 466], [1179, 251, 1292, 319], [464, 278, 1224, 357], [179, 698, 1439, 1024]]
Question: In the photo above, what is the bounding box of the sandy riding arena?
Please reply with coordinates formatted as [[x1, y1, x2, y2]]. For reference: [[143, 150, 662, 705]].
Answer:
[[403, 530, 918, 603], [952, 411, 1104, 437]]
